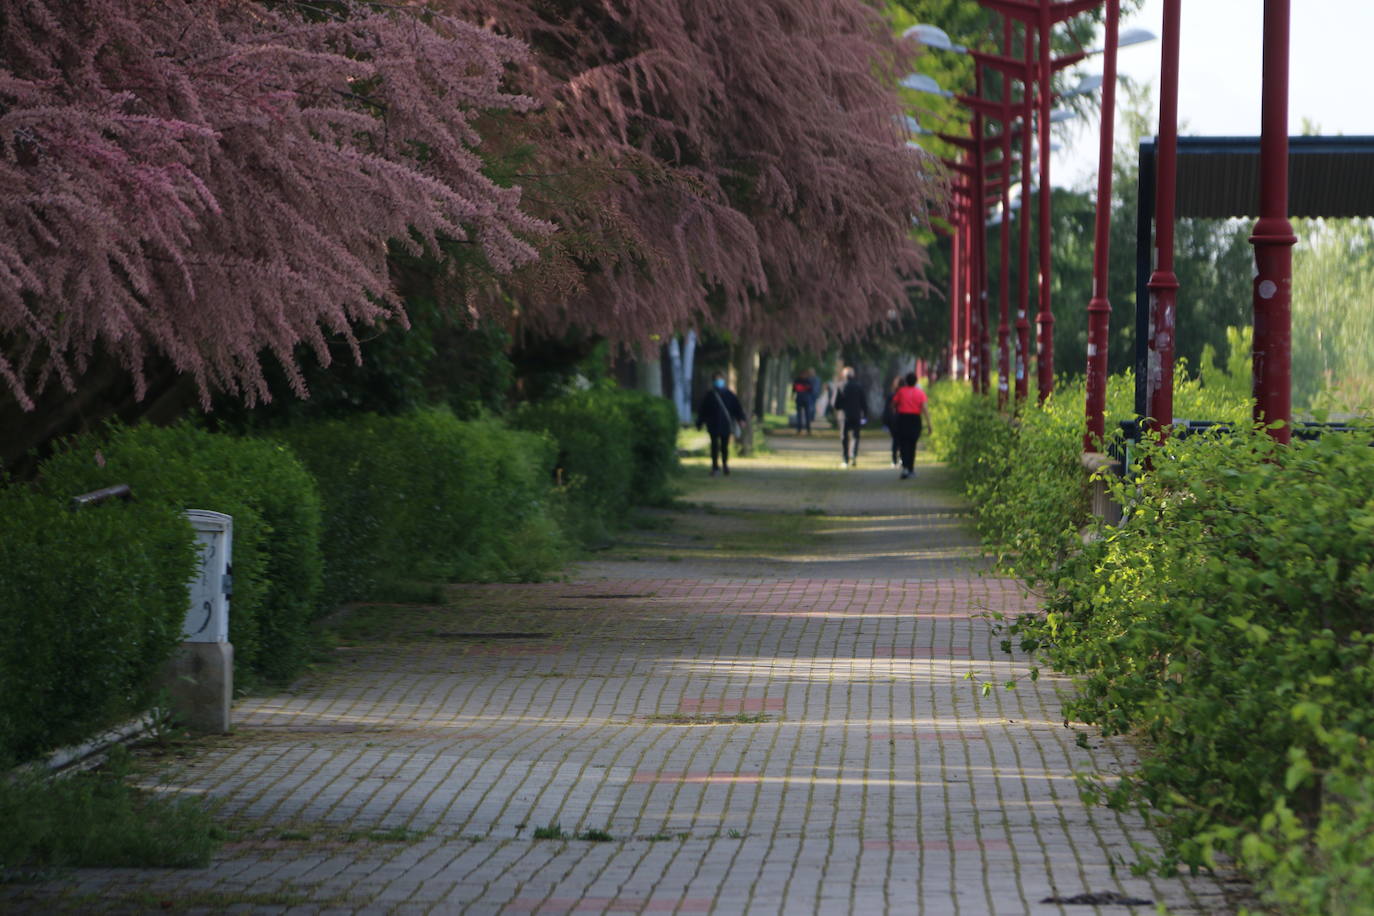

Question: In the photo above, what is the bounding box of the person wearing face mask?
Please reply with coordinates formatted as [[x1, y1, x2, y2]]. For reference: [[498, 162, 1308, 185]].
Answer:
[[695, 371, 748, 476]]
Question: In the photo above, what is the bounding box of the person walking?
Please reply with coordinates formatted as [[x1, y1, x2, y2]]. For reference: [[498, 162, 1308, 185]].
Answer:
[[892, 371, 930, 479], [791, 367, 818, 435], [833, 366, 867, 467], [882, 375, 903, 467], [696, 371, 748, 476]]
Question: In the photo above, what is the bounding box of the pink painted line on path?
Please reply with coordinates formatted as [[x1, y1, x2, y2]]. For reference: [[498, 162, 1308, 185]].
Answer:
[[632, 771, 763, 784], [863, 839, 1011, 852], [504, 898, 713, 913], [871, 646, 972, 658]]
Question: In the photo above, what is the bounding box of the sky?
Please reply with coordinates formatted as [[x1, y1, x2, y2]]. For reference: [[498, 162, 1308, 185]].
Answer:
[[1054, 0, 1374, 188]]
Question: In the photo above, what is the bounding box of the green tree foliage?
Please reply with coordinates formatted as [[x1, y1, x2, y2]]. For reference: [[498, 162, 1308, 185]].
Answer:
[[1292, 218, 1374, 414]]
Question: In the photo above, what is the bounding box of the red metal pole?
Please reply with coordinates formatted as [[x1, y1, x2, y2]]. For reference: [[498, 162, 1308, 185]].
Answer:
[[950, 214, 963, 379], [1146, 0, 1181, 431], [973, 66, 988, 395], [997, 18, 1014, 408], [1015, 22, 1033, 405], [1251, 0, 1296, 443], [1083, 1, 1120, 450], [967, 189, 978, 384], [1035, 0, 1055, 403]]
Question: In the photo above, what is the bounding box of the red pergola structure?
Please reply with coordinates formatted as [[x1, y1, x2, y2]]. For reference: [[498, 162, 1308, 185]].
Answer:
[[979, 0, 1105, 403]]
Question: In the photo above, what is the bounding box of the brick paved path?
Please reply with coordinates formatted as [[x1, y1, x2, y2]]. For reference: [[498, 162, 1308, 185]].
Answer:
[[9, 432, 1238, 914]]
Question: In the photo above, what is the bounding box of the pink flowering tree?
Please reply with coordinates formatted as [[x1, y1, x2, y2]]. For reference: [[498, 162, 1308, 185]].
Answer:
[[444, 0, 945, 350], [0, 0, 549, 413]]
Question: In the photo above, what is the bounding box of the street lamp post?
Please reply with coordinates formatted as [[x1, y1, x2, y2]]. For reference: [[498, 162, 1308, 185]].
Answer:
[[997, 18, 1015, 408], [1145, 0, 1181, 432], [1251, 0, 1296, 443], [1082, 0, 1121, 449], [1017, 22, 1035, 404]]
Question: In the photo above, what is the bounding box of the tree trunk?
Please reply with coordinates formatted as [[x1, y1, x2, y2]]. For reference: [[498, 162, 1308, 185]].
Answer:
[[732, 334, 759, 455], [639, 344, 663, 397], [681, 331, 697, 421], [755, 352, 771, 420]]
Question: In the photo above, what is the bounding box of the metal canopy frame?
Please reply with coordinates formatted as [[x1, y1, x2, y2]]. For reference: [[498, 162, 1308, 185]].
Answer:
[[1134, 135, 1374, 416]]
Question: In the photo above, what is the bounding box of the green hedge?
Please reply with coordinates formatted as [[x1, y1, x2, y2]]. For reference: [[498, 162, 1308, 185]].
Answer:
[[939, 372, 1374, 911], [279, 408, 566, 607], [513, 388, 634, 541], [37, 423, 323, 685], [0, 487, 195, 763], [614, 389, 681, 508]]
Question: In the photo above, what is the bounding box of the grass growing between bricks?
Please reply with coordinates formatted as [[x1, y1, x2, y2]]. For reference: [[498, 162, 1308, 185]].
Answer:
[[0, 747, 221, 876]]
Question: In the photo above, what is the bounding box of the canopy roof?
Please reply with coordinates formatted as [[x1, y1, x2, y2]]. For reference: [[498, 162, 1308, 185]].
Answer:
[[1132, 135, 1374, 416], [1138, 135, 1374, 219]]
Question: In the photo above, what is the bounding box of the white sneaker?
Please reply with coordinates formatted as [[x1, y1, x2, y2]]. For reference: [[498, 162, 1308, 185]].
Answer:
[[839, 460, 849, 468]]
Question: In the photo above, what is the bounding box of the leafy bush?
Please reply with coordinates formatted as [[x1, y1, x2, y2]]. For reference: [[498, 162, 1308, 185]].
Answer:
[[513, 387, 639, 541], [1017, 425, 1374, 909], [929, 370, 1251, 582], [36, 423, 323, 685], [280, 408, 565, 607], [615, 389, 681, 507], [0, 747, 220, 870], [0, 486, 195, 762], [942, 369, 1374, 911]]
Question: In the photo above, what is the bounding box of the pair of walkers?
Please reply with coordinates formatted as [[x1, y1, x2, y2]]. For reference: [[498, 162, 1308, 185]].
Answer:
[[834, 368, 929, 477], [885, 372, 929, 479], [833, 367, 867, 467]]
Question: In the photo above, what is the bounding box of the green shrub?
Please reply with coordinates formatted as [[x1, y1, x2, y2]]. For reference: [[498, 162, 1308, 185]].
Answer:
[[930, 370, 1252, 582], [280, 408, 565, 606], [934, 372, 1374, 908], [0, 747, 220, 869], [1023, 426, 1374, 907], [0, 486, 195, 762], [615, 389, 681, 507], [513, 387, 638, 541], [36, 423, 323, 685]]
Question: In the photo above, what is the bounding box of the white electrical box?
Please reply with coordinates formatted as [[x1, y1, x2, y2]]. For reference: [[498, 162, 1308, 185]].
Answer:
[[183, 510, 232, 643]]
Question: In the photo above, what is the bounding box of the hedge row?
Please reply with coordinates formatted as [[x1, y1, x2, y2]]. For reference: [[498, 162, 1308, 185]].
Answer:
[[0, 488, 195, 763], [38, 424, 325, 684], [936, 374, 1374, 913], [513, 387, 679, 541], [278, 410, 565, 609], [1, 389, 678, 763]]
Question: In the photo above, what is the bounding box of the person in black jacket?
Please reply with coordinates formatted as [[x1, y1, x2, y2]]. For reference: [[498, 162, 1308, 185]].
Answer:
[[833, 366, 867, 467], [696, 372, 748, 476]]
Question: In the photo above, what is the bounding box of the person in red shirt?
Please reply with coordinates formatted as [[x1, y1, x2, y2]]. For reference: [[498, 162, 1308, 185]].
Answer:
[[891, 371, 930, 479]]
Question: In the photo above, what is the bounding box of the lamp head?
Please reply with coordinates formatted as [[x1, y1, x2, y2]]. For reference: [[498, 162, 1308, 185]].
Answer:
[[1071, 74, 1104, 96], [901, 24, 968, 54], [1118, 27, 1156, 48], [899, 73, 953, 99]]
